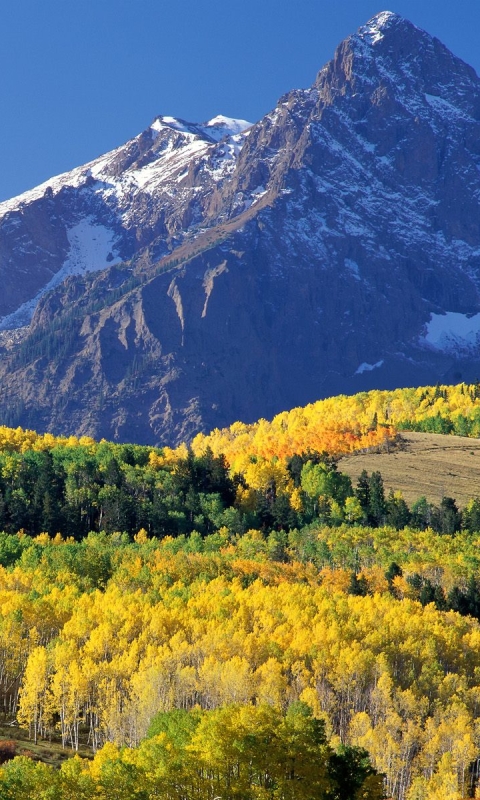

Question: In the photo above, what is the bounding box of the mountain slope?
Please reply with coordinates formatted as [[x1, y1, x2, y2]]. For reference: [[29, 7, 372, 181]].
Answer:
[[0, 114, 252, 327], [2, 12, 480, 444]]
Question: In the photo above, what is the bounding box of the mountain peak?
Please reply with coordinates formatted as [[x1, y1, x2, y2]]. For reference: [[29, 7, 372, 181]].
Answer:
[[202, 115, 252, 139], [3, 13, 480, 444], [356, 10, 412, 45], [150, 115, 200, 136], [150, 114, 252, 144]]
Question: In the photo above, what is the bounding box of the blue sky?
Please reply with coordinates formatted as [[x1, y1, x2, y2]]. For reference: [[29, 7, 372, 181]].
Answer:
[[1, 0, 479, 201]]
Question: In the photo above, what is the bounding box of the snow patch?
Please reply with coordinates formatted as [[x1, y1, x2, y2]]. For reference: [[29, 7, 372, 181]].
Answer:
[[133, 138, 210, 189], [151, 116, 192, 135], [355, 360, 384, 374], [0, 219, 121, 330], [358, 11, 400, 45], [201, 116, 252, 141], [424, 93, 472, 121], [345, 259, 361, 280], [421, 311, 480, 354], [151, 114, 252, 143], [245, 185, 268, 208], [63, 218, 121, 277]]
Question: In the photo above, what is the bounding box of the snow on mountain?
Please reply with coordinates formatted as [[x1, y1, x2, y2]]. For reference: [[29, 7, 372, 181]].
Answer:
[[421, 312, 480, 354], [0, 219, 121, 330], [150, 114, 251, 141], [357, 10, 400, 45], [200, 115, 252, 141], [0, 112, 253, 328], [355, 361, 385, 375], [2, 12, 480, 444], [0, 114, 253, 219]]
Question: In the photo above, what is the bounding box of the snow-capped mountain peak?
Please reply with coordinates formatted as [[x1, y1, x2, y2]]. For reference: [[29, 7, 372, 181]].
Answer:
[[150, 115, 198, 136], [201, 115, 252, 140], [0, 109, 255, 328], [358, 10, 404, 44], [2, 13, 480, 445], [150, 114, 252, 143]]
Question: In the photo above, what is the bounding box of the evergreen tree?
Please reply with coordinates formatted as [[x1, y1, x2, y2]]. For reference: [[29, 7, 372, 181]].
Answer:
[[349, 573, 369, 596], [368, 472, 386, 527], [465, 575, 480, 619], [448, 585, 470, 616], [437, 496, 462, 534], [410, 496, 431, 530], [355, 470, 370, 520], [419, 579, 436, 606], [328, 745, 385, 800], [462, 498, 480, 532], [385, 490, 411, 530], [385, 562, 403, 585]]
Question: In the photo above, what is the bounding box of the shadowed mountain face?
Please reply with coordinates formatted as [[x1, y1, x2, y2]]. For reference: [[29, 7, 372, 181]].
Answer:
[[2, 12, 480, 445]]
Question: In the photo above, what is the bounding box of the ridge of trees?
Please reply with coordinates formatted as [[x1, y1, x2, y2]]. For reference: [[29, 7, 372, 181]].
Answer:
[[0, 426, 476, 543], [191, 382, 480, 468]]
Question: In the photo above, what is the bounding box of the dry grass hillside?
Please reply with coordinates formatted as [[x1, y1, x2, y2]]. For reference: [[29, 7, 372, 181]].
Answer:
[[338, 432, 480, 507]]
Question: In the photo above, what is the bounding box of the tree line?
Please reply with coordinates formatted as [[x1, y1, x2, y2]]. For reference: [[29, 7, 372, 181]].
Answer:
[[0, 437, 477, 543]]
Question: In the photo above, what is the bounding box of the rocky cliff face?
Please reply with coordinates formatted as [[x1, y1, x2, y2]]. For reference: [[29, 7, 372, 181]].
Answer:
[[2, 12, 480, 445]]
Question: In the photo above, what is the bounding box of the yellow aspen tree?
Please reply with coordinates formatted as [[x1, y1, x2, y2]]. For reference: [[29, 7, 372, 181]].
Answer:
[[255, 657, 287, 707], [17, 645, 54, 743], [51, 644, 89, 751], [423, 752, 460, 800]]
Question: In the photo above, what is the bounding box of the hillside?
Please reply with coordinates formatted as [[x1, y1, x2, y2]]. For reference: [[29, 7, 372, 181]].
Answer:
[[339, 431, 480, 506], [190, 381, 480, 465], [1, 517, 480, 799], [1, 383, 480, 797], [1, 383, 480, 541]]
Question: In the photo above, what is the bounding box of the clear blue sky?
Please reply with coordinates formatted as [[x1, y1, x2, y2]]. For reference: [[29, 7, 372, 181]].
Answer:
[[1, 1, 479, 202]]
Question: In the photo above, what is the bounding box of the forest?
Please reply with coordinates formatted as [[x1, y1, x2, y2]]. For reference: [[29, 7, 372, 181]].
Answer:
[[2, 383, 480, 798]]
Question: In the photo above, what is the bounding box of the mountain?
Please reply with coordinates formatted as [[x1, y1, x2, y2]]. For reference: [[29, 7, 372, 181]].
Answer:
[[2, 11, 480, 445]]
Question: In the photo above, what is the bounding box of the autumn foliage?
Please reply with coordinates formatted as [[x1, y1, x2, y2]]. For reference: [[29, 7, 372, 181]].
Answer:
[[1, 383, 480, 798]]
